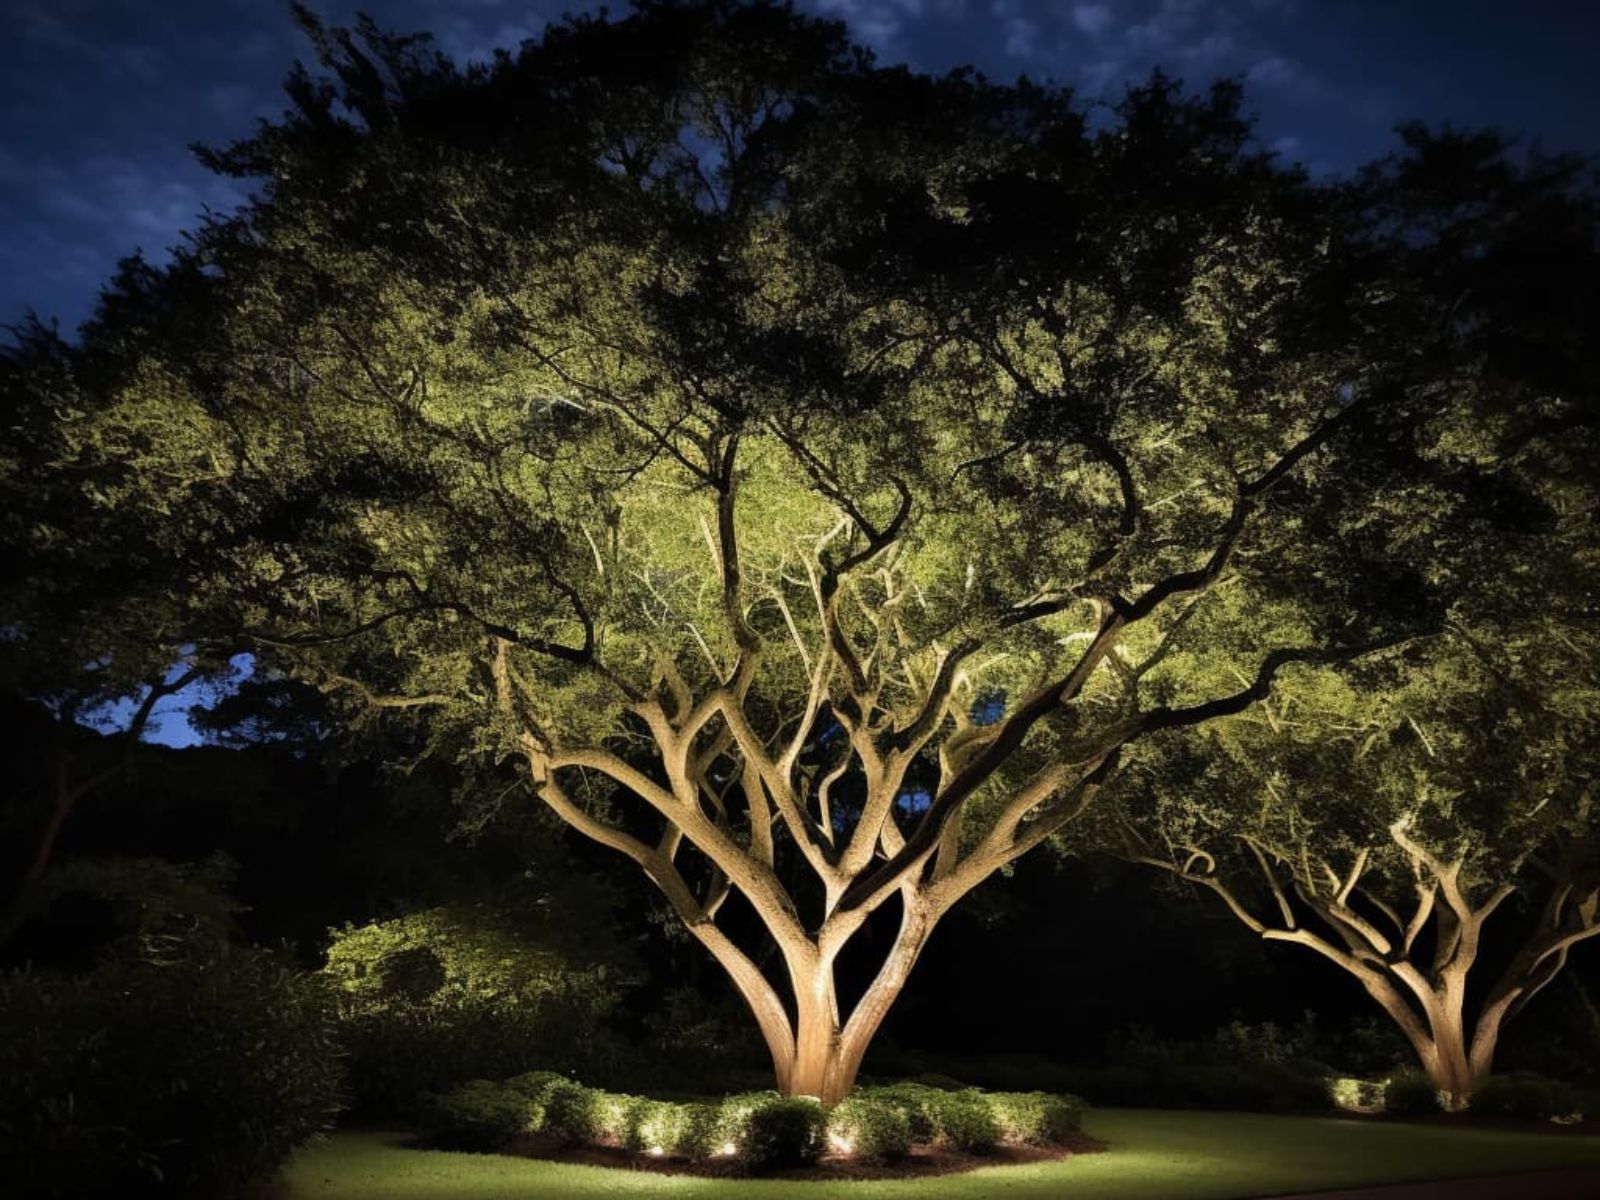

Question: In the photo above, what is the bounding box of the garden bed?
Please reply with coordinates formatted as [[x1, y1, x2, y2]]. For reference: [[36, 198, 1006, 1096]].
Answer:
[[499, 1127, 1107, 1180], [413, 1071, 1093, 1173]]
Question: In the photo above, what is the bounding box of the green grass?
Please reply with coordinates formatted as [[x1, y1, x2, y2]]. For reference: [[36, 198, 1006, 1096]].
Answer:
[[283, 1109, 1600, 1200]]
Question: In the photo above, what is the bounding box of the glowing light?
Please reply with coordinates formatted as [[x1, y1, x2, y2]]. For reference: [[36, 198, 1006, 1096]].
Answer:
[[828, 1132, 855, 1155], [647, 1146, 665, 1157], [717, 1141, 739, 1157]]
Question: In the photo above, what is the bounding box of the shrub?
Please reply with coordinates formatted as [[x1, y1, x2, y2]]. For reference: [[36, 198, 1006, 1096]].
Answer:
[[323, 907, 628, 1116], [585, 1090, 643, 1143], [1384, 1070, 1443, 1115], [742, 1096, 825, 1169], [711, 1090, 781, 1150], [934, 1089, 1001, 1153], [542, 1080, 604, 1142], [505, 1070, 569, 1104], [1329, 1077, 1386, 1112], [987, 1091, 1085, 1145], [417, 1081, 533, 1150], [503, 1070, 569, 1129], [0, 946, 343, 1200], [906, 1071, 968, 1091], [626, 1098, 692, 1154], [825, 1095, 913, 1161], [676, 1102, 727, 1159], [1470, 1073, 1577, 1121], [857, 1083, 944, 1143]]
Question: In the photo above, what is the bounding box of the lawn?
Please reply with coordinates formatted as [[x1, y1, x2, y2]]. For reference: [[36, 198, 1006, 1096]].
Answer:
[[283, 1109, 1600, 1200]]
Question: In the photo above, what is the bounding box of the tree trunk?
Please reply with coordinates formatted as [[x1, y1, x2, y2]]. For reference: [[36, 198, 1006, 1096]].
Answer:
[[765, 902, 936, 1104], [783, 1004, 860, 1104], [1416, 1015, 1476, 1111]]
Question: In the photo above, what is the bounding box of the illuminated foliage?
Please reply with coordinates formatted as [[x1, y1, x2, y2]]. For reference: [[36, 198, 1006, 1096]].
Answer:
[[6, 1, 1594, 1101]]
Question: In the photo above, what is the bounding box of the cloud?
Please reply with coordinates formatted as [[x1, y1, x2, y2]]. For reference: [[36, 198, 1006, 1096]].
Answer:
[[1072, 3, 1115, 35], [434, 18, 542, 63], [1247, 54, 1326, 103], [1003, 15, 1038, 56], [815, 0, 930, 52], [1046, 0, 1329, 110]]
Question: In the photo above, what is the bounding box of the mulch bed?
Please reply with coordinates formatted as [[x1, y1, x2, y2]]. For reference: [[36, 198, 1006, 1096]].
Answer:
[[501, 1130, 1108, 1180]]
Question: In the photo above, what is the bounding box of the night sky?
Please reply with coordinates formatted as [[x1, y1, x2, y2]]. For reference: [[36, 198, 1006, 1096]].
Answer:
[[4, 0, 1598, 745], [5, 0, 1600, 335]]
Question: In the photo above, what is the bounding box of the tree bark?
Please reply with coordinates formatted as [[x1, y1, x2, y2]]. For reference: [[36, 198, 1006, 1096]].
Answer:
[[1139, 829, 1600, 1112]]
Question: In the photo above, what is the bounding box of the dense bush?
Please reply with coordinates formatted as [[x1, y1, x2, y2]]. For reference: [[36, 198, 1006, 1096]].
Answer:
[[883, 1032, 1336, 1114], [625, 1098, 692, 1153], [323, 906, 627, 1116], [541, 1080, 605, 1143], [504, 1070, 569, 1110], [935, 1090, 1002, 1153], [987, 1091, 1085, 1145], [584, 1090, 641, 1143], [858, 1083, 943, 1143], [825, 1095, 913, 1161], [0, 946, 343, 1199], [414, 1071, 1083, 1168], [417, 1080, 535, 1150], [742, 1096, 824, 1168], [677, 1102, 727, 1159], [1384, 1070, 1442, 1115], [1470, 1073, 1579, 1120], [1329, 1077, 1387, 1112], [856, 1082, 1001, 1152]]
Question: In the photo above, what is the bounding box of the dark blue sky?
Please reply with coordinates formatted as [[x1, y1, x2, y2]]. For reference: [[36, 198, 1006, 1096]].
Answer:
[[4, 0, 1599, 336], [4, 0, 1597, 746]]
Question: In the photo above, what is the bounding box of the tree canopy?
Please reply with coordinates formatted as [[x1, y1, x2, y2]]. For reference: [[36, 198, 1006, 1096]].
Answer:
[[4, 0, 1596, 1101]]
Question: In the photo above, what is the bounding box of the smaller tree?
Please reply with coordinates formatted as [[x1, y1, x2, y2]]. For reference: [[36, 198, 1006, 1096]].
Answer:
[[1117, 627, 1599, 1108], [1, 312, 238, 936]]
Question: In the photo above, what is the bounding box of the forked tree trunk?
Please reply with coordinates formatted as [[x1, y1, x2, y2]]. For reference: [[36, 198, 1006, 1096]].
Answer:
[[1147, 825, 1600, 1116], [770, 899, 935, 1102], [786, 988, 854, 1103]]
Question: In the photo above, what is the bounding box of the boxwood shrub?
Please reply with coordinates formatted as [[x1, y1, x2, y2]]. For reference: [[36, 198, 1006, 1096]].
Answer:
[[417, 1080, 533, 1150], [504, 1070, 569, 1111], [987, 1091, 1085, 1145], [1471, 1073, 1578, 1120], [742, 1095, 824, 1168], [856, 1082, 944, 1143], [414, 1071, 1085, 1167], [935, 1089, 1001, 1153], [1384, 1070, 1443, 1115], [825, 1095, 913, 1161], [624, 1098, 690, 1153], [541, 1080, 605, 1142]]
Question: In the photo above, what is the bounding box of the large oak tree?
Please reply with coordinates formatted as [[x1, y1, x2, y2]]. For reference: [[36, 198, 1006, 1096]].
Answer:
[[6, 1, 1591, 1100]]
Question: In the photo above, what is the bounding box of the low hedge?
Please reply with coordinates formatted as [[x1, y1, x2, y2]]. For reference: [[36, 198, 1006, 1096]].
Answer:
[[856, 1082, 1083, 1152], [987, 1090, 1086, 1145], [415, 1073, 1086, 1168], [939, 1090, 1002, 1152], [825, 1095, 913, 1161], [857, 1082, 945, 1143], [541, 1079, 605, 1142], [743, 1096, 825, 1168], [1383, 1070, 1443, 1115], [417, 1080, 535, 1150], [1470, 1073, 1579, 1120]]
